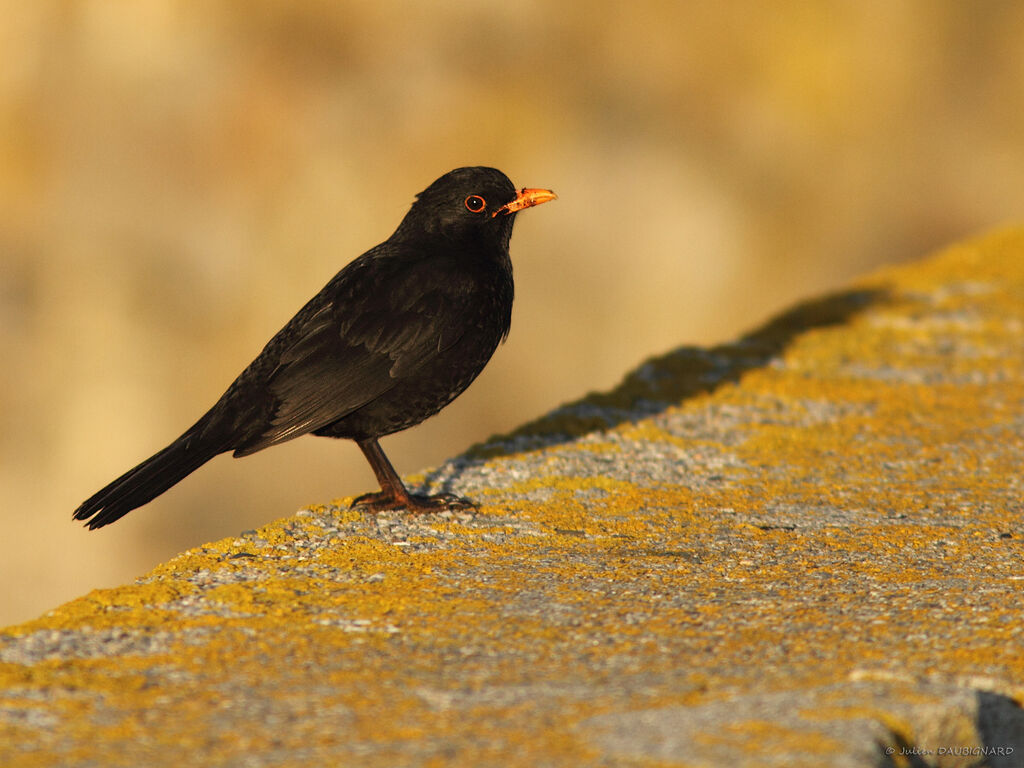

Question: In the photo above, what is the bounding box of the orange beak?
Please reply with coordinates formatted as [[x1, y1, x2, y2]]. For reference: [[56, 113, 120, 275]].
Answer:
[[493, 187, 558, 217]]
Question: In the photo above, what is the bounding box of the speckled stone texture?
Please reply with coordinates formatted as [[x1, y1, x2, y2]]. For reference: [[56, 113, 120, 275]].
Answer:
[[2, 228, 1023, 767]]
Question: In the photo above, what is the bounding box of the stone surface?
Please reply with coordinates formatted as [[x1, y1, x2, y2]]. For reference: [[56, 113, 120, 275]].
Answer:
[[2, 228, 1024, 767]]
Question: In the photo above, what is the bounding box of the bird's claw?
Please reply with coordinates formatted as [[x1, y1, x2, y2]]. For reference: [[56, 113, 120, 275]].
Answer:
[[350, 491, 477, 515]]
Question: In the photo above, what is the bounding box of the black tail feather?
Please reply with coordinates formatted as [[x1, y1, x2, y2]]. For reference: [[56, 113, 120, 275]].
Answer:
[[73, 430, 225, 529]]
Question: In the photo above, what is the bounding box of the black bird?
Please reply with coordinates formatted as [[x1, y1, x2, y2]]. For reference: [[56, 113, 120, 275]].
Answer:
[[74, 167, 556, 529]]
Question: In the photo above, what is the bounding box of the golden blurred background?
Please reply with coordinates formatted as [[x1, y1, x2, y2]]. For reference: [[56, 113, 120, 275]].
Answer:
[[2, 1, 1023, 626]]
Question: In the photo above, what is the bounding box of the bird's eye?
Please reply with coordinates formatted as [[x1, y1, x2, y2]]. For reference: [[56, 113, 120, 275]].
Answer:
[[464, 195, 486, 213]]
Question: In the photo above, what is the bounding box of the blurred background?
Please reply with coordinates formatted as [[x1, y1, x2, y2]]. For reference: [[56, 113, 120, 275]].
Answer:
[[2, 1, 1023, 626]]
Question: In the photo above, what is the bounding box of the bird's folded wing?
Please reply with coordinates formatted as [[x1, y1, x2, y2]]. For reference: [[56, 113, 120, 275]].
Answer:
[[233, 258, 472, 455]]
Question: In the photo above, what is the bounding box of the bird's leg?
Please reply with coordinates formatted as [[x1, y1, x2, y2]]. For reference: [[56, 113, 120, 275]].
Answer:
[[351, 438, 476, 513], [353, 438, 414, 509]]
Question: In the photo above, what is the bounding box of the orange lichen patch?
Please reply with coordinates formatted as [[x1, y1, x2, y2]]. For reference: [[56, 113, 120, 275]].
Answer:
[[6, 582, 196, 635], [696, 719, 846, 755]]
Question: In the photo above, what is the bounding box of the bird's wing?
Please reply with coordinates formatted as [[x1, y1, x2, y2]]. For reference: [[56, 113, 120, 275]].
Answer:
[[232, 251, 474, 455]]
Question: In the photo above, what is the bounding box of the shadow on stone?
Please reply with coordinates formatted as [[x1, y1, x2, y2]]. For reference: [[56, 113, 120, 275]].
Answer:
[[493, 287, 884, 452], [419, 286, 888, 495], [974, 689, 1024, 768]]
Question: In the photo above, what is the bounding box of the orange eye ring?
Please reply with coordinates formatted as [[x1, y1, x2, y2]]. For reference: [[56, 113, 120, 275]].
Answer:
[[464, 195, 486, 213]]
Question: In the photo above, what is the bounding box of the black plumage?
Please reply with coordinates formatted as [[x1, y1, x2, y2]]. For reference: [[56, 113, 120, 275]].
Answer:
[[74, 167, 556, 529]]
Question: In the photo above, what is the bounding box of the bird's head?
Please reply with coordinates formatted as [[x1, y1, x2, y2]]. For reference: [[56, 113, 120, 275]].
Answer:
[[394, 166, 556, 250]]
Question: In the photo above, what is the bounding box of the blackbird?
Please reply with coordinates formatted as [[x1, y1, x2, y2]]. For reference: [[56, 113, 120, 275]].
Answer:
[[74, 166, 556, 529]]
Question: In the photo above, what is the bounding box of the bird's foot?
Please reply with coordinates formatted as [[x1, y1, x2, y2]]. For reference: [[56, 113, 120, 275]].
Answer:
[[350, 491, 477, 515]]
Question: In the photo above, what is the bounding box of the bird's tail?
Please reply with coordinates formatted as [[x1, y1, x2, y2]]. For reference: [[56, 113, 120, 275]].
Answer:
[[73, 427, 227, 530]]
